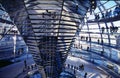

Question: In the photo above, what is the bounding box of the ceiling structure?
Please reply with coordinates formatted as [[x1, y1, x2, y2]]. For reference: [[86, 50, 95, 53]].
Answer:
[[1, 0, 120, 78], [0, 0, 95, 77]]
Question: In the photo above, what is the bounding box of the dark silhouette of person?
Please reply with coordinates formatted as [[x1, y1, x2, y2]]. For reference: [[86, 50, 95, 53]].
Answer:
[[71, 65, 73, 69], [84, 72, 87, 78], [68, 64, 70, 68], [74, 69, 76, 74], [101, 51, 104, 55], [113, 6, 120, 16], [86, 37, 88, 41], [95, 14, 97, 19], [3, 27, 6, 34], [42, 13, 45, 18], [24, 60, 27, 68], [89, 37, 91, 42], [87, 46, 89, 51], [105, 10, 109, 18], [79, 64, 84, 70], [101, 27, 105, 33], [95, 14, 100, 20], [98, 39, 99, 44], [81, 45, 82, 49], [114, 27, 118, 32], [108, 10, 112, 17], [76, 4, 78, 11], [97, 14, 100, 19], [101, 13, 105, 18], [101, 40, 103, 45]]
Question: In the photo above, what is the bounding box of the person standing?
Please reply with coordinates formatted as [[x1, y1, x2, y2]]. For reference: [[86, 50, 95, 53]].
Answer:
[[24, 60, 27, 68], [84, 72, 87, 78]]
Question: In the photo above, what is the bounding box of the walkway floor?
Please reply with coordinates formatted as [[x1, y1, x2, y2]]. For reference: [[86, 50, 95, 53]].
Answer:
[[0, 54, 113, 78], [0, 54, 36, 78], [65, 55, 112, 78]]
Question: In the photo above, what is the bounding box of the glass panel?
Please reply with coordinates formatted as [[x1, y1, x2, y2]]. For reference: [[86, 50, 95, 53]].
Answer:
[[103, 1, 116, 10], [116, 1, 120, 4], [100, 1, 108, 4], [94, 7, 100, 13], [99, 6, 104, 11]]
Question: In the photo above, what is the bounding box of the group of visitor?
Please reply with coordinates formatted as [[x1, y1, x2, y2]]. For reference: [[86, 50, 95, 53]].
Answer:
[[95, 5, 120, 20], [101, 26, 118, 33], [65, 63, 87, 78], [81, 36, 91, 41], [23, 60, 37, 72]]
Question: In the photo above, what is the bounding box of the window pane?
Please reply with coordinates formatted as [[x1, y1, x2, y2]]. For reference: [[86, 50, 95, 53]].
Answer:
[[103, 1, 116, 9], [94, 8, 100, 13], [100, 1, 107, 4]]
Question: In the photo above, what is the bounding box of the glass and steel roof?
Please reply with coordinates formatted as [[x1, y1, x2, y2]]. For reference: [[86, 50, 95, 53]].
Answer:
[[72, 1, 120, 77], [1, 0, 120, 77], [0, 0, 93, 77]]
